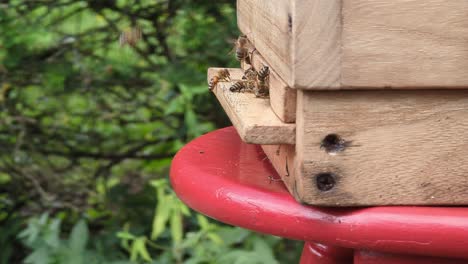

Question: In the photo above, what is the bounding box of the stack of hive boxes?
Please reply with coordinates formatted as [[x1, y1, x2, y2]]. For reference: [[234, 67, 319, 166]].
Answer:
[[208, 0, 468, 206]]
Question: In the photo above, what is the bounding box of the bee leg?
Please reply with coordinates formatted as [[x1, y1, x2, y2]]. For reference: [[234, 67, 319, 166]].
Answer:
[[248, 48, 257, 64], [245, 56, 251, 65]]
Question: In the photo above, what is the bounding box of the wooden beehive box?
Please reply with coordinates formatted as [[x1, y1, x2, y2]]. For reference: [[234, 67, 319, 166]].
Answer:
[[208, 0, 468, 206]]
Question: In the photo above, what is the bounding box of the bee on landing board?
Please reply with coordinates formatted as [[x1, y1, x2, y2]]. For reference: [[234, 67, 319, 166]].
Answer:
[[119, 26, 142, 47], [229, 67, 256, 92], [228, 66, 270, 97], [257, 65, 270, 81], [255, 65, 270, 97], [208, 69, 231, 91], [230, 81, 253, 92]]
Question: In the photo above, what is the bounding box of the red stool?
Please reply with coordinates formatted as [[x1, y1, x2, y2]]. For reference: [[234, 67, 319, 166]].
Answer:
[[170, 127, 468, 263]]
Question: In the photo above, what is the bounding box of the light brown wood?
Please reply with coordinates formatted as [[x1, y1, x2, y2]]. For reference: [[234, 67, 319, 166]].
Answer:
[[207, 67, 295, 145], [295, 90, 468, 206], [242, 49, 296, 123], [261, 144, 298, 199], [237, 0, 292, 85], [238, 0, 468, 89], [238, 0, 341, 89], [342, 0, 468, 88]]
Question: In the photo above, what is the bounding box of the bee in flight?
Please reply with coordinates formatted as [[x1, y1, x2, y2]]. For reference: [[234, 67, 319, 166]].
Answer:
[[230, 35, 254, 67], [119, 26, 142, 47], [209, 69, 231, 91]]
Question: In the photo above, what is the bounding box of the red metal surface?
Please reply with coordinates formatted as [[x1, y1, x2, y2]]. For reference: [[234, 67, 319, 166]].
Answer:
[[300, 242, 353, 264], [354, 250, 468, 264], [170, 127, 468, 260]]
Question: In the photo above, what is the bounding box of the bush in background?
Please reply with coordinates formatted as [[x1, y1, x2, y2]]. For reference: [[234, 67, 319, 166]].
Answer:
[[0, 1, 302, 263]]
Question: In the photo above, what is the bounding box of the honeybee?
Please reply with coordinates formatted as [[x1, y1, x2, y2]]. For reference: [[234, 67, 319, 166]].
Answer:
[[217, 68, 231, 80], [257, 65, 270, 81], [229, 81, 248, 92], [242, 67, 257, 81], [208, 69, 231, 91], [231, 35, 253, 66], [119, 26, 142, 47], [255, 65, 270, 97], [229, 67, 256, 93], [229, 66, 269, 97]]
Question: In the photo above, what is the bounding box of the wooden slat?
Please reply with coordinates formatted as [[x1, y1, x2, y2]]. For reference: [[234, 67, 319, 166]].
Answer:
[[237, 0, 292, 84], [296, 90, 468, 205], [208, 68, 295, 145], [238, 0, 468, 89], [261, 144, 298, 198], [293, 0, 342, 89], [243, 50, 296, 123], [342, 0, 468, 88], [237, 0, 342, 89]]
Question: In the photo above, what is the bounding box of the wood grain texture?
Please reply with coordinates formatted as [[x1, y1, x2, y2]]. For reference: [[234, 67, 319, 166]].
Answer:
[[237, 0, 292, 84], [237, 0, 342, 89], [293, 0, 342, 89], [261, 144, 298, 200], [342, 0, 468, 88], [296, 90, 468, 206], [208, 68, 295, 145], [243, 49, 296, 123], [239, 0, 468, 89]]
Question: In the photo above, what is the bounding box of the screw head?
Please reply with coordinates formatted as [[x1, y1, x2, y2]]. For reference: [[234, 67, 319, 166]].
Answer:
[[321, 134, 347, 154], [316, 173, 336, 191]]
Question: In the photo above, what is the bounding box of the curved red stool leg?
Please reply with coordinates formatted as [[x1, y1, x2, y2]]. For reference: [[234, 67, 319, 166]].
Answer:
[[300, 242, 353, 264]]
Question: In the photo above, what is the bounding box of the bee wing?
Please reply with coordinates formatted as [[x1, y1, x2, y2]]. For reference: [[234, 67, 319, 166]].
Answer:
[[226, 37, 239, 55], [245, 40, 255, 50]]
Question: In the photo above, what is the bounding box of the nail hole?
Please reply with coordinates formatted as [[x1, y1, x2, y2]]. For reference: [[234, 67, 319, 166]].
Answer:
[[316, 173, 336, 192], [321, 134, 347, 154]]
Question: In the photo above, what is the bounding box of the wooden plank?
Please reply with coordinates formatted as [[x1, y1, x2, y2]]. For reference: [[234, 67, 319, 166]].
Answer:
[[238, 0, 468, 89], [261, 144, 298, 199], [242, 49, 296, 123], [237, 0, 292, 84], [293, 0, 342, 89], [296, 90, 468, 206], [207, 68, 295, 145], [237, 0, 342, 89], [342, 0, 468, 88]]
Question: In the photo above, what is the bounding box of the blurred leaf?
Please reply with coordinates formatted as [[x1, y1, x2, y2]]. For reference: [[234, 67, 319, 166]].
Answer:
[[217, 227, 250, 246], [164, 95, 185, 115], [44, 218, 61, 248], [130, 237, 152, 262], [23, 246, 51, 264], [207, 233, 224, 245], [116, 232, 136, 240], [252, 237, 279, 264], [69, 219, 88, 252], [196, 214, 210, 231], [170, 208, 183, 245]]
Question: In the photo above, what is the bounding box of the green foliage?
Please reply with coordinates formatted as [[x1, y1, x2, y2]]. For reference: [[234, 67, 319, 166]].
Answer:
[[116, 179, 290, 264], [19, 215, 87, 264], [0, 0, 302, 263]]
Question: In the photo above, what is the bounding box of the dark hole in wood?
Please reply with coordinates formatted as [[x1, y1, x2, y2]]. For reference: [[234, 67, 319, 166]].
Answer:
[[321, 134, 347, 154], [316, 173, 335, 191]]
